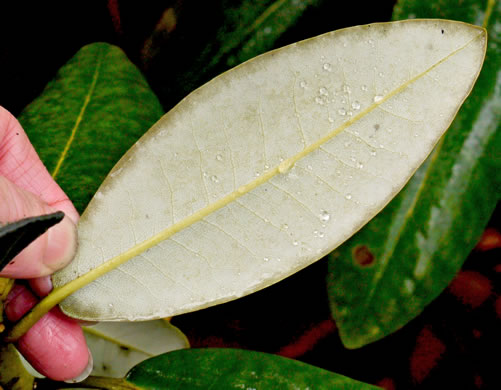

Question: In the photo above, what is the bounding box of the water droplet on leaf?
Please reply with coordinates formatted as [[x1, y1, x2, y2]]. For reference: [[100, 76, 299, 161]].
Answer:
[[278, 158, 295, 173], [320, 210, 331, 222]]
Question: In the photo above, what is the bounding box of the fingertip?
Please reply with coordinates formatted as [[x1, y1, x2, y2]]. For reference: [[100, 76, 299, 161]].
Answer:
[[29, 276, 53, 297], [42, 214, 78, 273], [16, 307, 90, 382], [4, 284, 37, 321], [64, 347, 93, 383]]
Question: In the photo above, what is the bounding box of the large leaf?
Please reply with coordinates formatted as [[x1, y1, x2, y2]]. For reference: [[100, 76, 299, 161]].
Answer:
[[53, 20, 486, 321], [84, 320, 189, 377], [125, 348, 379, 389], [327, 0, 501, 349], [0, 212, 64, 272], [18, 43, 164, 214]]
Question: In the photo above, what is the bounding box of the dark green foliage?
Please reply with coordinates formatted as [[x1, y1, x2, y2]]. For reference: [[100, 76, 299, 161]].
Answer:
[[126, 349, 380, 389], [18, 43, 164, 214]]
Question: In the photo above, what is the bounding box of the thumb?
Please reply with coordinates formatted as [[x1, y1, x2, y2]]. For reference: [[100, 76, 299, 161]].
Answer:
[[0, 175, 77, 279]]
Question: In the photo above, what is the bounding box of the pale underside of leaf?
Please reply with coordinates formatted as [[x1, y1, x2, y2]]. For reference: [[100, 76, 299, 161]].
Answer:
[[53, 20, 486, 321], [84, 321, 189, 377]]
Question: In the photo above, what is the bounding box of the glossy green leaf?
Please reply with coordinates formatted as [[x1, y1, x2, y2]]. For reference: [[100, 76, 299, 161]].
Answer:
[[18, 43, 164, 213], [126, 348, 379, 389], [84, 320, 189, 377], [327, 0, 500, 348], [0, 212, 64, 272], [147, 0, 324, 111], [52, 20, 486, 322]]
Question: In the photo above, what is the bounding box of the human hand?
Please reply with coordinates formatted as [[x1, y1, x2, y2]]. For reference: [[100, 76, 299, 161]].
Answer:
[[0, 106, 92, 381]]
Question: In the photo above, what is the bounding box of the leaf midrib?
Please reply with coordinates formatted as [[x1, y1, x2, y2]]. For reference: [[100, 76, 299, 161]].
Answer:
[[51, 49, 103, 179]]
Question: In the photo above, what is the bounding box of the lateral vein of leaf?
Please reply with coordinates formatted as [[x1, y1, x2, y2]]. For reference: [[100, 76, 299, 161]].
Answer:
[[51, 52, 103, 179], [6, 29, 485, 342], [82, 326, 152, 355]]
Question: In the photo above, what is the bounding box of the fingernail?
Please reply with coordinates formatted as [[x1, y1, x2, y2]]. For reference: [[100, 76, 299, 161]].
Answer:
[[64, 348, 93, 383]]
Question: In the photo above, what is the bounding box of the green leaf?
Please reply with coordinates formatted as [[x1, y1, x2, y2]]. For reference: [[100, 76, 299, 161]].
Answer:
[[147, 0, 324, 111], [0, 212, 64, 272], [125, 348, 379, 389], [327, 0, 500, 348], [51, 20, 486, 322], [18, 43, 164, 214]]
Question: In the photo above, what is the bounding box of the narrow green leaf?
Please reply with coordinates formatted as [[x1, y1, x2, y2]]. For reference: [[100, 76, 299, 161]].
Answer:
[[327, 0, 500, 348], [125, 349, 379, 389], [149, 0, 324, 111], [202, 0, 323, 70], [18, 43, 164, 213], [0, 212, 64, 272]]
